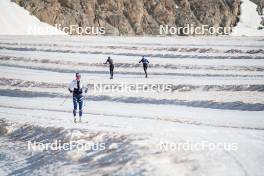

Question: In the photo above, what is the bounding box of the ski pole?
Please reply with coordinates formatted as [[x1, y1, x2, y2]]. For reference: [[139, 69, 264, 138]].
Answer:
[[84, 88, 88, 107], [60, 95, 69, 106], [83, 94, 87, 107]]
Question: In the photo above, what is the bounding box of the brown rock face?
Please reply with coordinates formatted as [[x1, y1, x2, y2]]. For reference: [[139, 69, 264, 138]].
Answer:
[[250, 0, 264, 6], [250, 0, 264, 16], [13, 0, 241, 35]]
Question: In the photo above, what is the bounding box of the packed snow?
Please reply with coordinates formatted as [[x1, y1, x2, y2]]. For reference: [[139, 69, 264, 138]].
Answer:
[[0, 0, 65, 35], [0, 0, 263, 36], [0, 35, 264, 175], [0, 0, 264, 175], [232, 0, 264, 36]]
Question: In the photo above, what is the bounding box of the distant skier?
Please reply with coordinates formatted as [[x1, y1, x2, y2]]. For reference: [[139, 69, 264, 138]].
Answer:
[[261, 17, 264, 27], [104, 56, 114, 79], [139, 56, 149, 78], [68, 73, 87, 123], [257, 4, 263, 15]]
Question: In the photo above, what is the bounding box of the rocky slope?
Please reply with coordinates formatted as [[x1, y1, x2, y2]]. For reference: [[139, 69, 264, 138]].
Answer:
[[13, 0, 241, 35], [250, 0, 264, 17], [250, 0, 264, 6]]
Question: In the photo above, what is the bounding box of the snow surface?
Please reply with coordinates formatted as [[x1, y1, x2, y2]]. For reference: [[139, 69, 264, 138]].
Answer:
[[0, 0, 65, 35], [0, 35, 264, 176], [232, 0, 264, 36], [0, 0, 263, 36], [0, 1, 264, 175]]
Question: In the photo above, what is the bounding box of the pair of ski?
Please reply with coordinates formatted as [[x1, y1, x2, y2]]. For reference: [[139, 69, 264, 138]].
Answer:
[[73, 117, 88, 123], [74, 117, 81, 123]]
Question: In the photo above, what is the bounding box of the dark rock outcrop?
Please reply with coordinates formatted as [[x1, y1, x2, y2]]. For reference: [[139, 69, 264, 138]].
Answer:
[[13, 0, 241, 35], [250, 0, 264, 16]]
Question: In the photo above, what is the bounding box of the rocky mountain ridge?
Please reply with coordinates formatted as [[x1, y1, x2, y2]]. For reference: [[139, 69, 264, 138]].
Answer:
[[13, 0, 243, 35]]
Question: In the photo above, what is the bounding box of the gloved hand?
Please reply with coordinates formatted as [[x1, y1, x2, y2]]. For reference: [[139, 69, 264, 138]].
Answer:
[[68, 89, 73, 93], [85, 88, 88, 93]]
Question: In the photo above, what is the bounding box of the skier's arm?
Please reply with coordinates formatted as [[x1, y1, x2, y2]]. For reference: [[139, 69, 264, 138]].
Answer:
[[84, 84, 88, 93], [104, 59, 109, 64], [82, 82, 88, 93], [68, 81, 73, 93], [84, 87, 88, 93], [139, 59, 142, 63]]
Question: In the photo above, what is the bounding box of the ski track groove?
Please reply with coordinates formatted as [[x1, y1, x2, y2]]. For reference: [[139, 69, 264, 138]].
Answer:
[[1, 63, 263, 78], [0, 36, 264, 175], [0, 42, 264, 55], [1, 46, 264, 60], [1, 89, 264, 111], [1, 77, 264, 92], [0, 105, 263, 131], [1, 55, 264, 71], [224, 151, 249, 176]]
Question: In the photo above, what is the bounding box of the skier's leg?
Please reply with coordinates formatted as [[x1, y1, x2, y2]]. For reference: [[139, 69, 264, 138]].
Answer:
[[143, 64, 148, 78], [146, 65, 148, 77], [73, 96, 77, 116], [73, 96, 77, 123], [78, 96, 84, 121], [110, 66, 114, 79], [109, 66, 113, 79]]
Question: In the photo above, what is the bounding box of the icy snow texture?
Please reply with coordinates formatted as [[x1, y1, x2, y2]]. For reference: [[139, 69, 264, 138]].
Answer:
[[232, 0, 264, 36], [0, 35, 263, 176], [0, 0, 65, 35]]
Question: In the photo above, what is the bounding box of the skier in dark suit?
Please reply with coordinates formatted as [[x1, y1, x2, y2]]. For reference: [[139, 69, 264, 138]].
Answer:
[[68, 73, 87, 123], [139, 56, 150, 78], [104, 56, 114, 79]]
